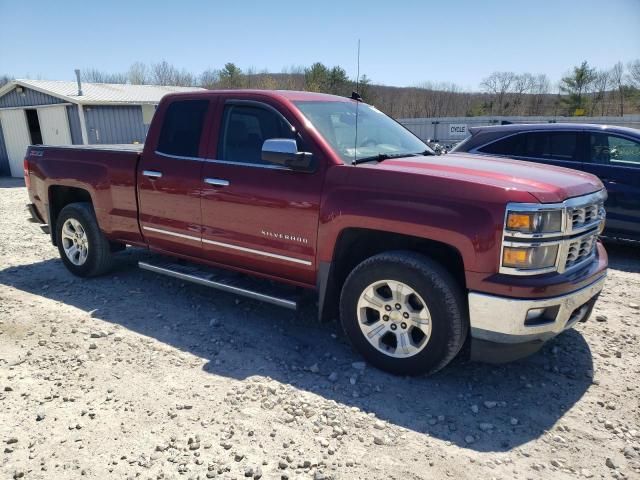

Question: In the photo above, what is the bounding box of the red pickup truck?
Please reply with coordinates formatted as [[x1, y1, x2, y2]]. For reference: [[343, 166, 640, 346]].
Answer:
[[25, 90, 608, 375]]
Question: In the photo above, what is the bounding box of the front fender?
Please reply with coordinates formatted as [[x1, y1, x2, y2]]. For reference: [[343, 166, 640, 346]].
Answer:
[[317, 188, 500, 273]]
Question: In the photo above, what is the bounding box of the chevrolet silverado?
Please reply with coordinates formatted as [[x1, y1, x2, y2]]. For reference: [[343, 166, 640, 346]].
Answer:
[[25, 90, 608, 375]]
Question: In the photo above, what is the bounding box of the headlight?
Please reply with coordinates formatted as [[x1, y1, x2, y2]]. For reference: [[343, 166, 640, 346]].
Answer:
[[506, 210, 563, 234], [502, 244, 558, 270]]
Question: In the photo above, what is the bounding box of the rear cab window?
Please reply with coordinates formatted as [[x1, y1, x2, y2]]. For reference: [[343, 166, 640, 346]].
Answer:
[[157, 100, 209, 157]]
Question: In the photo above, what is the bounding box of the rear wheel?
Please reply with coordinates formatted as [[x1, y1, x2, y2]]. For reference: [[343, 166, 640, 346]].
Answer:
[[339, 251, 468, 375], [56, 202, 113, 277]]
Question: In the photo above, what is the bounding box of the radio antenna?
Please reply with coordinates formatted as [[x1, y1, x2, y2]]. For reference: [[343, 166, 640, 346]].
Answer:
[[352, 39, 361, 165]]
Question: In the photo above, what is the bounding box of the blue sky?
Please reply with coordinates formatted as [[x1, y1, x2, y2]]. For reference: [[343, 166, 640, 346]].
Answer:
[[1, 0, 639, 89]]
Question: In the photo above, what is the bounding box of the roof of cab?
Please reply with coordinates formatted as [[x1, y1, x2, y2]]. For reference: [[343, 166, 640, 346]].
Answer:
[[165, 89, 352, 103]]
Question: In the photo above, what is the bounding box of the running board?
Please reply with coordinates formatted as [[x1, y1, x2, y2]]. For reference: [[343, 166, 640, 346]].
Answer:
[[138, 260, 298, 310]]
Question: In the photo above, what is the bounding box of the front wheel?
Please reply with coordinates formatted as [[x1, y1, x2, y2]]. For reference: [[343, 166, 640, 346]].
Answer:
[[56, 202, 113, 277], [339, 251, 468, 375]]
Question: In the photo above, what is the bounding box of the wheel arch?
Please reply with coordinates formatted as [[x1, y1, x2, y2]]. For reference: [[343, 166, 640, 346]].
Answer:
[[318, 227, 466, 322], [47, 185, 93, 246]]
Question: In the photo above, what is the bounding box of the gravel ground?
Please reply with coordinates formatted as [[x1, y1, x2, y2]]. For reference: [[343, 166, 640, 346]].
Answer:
[[1, 177, 639, 480]]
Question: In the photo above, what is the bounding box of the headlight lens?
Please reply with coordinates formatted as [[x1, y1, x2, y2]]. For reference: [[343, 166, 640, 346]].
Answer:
[[502, 244, 558, 270], [506, 210, 563, 234]]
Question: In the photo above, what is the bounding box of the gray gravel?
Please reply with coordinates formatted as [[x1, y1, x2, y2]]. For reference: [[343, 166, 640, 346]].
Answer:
[[1, 177, 639, 479]]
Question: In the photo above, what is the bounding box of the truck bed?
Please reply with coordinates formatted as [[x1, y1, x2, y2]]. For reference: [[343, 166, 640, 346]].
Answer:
[[26, 143, 144, 246]]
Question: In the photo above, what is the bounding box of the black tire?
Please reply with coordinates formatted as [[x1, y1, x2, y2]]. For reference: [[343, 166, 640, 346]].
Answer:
[[56, 202, 113, 277], [339, 251, 468, 376]]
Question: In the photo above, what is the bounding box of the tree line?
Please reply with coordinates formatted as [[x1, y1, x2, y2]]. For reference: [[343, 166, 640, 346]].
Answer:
[[2, 59, 639, 118], [479, 61, 640, 117]]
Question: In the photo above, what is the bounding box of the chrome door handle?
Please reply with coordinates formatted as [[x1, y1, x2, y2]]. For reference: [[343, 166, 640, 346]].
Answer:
[[204, 178, 230, 187], [142, 170, 162, 178]]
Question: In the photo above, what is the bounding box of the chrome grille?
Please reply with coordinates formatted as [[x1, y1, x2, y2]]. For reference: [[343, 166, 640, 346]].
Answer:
[[568, 201, 604, 233], [563, 232, 598, 271]]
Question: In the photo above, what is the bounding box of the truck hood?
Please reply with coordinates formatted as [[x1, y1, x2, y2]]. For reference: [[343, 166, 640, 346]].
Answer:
[[375, 152, 603, 203]]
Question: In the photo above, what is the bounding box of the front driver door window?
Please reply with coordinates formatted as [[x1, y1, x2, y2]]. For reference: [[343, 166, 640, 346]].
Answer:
[[218, 105, 295, 165]]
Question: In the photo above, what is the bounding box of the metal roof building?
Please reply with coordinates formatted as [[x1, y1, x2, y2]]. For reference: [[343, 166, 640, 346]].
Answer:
[[0, 79, 204, 177]]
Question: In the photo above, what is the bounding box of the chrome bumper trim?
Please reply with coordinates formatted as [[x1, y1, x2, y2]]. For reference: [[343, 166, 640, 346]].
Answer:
[[469, 274, 606, 344]]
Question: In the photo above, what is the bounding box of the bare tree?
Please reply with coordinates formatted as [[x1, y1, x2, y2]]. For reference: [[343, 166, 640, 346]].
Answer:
[[199, 69, 220, 89], [128, 62, 149, 85], [82, 68, 127, 84], [150, 60, 177, 86], [244, 67, 257, 89], [590, 70, 610, 116], [626, 59, 640, 89], [0, 74, 13, 88], [610, 61, 625, 116], [174, 69, 195, 87], [279, 65, 305, 90], [254, 72, 278, 90], [528, 74, 550, 115], [511, 73, 535, 115], [417, 82, 441, 117], [480, 72, 516, 115]]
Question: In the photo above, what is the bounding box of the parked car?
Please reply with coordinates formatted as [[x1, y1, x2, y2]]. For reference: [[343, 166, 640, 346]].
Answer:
[[452, 123, 640, 243], [25, 90, 607, 375]]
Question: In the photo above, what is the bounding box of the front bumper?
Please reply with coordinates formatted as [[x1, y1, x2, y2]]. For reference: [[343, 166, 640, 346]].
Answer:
[[468, 274, 606, 362]]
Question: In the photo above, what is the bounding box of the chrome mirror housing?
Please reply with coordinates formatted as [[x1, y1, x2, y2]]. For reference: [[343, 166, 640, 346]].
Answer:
[[261, 139, 313, 171]]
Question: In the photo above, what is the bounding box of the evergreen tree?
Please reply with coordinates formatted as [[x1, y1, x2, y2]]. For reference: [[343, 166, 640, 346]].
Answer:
[[560, 61, 596, 114]]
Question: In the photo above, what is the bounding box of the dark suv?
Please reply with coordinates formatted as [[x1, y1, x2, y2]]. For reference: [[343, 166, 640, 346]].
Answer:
[[453, 123, 640, 242]]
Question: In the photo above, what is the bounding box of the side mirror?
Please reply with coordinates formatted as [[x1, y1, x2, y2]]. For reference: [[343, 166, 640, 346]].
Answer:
[[261, 138, 313, 171]]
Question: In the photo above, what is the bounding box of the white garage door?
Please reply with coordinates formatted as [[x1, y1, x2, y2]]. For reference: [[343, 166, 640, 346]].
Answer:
[[0, 109, 30, 177], [38, 106, 72, 145]]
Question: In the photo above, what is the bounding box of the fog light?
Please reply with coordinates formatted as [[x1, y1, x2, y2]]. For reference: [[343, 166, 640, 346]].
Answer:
[[525, 308, 546, 322], [524, 306, 560, 326]]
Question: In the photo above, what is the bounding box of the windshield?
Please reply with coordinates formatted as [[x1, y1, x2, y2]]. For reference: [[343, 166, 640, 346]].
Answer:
[[294, 101, 432, 163]]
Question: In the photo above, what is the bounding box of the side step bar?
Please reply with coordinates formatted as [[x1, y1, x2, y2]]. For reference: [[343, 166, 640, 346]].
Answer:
[[138, 261, 298, 310]]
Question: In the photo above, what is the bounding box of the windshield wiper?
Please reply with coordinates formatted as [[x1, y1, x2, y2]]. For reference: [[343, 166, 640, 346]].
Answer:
[[352, 152, 414, 165]]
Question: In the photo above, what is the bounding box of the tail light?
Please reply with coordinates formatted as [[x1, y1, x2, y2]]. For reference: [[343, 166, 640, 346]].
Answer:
[[23, 158, 30, 188]]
